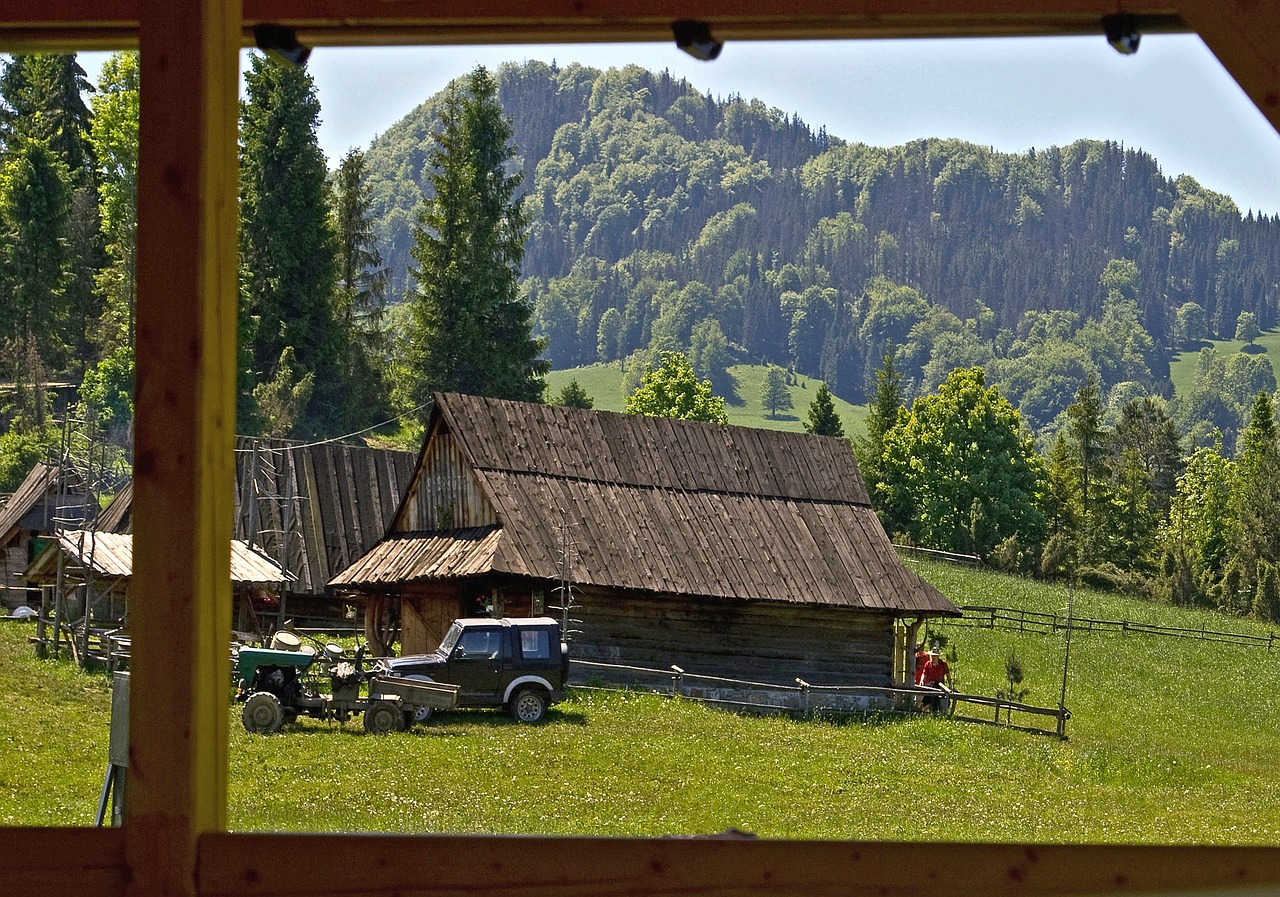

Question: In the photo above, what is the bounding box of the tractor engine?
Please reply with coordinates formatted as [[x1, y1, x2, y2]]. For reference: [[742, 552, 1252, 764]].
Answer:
[[255, 665, 302, 706], [329, 661, 363, 703]]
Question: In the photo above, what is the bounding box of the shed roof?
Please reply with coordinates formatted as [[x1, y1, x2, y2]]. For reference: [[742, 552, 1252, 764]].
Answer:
[[0, 461, 93, 547], [334, 393, 959, 617], [27, 530, 293, 587]]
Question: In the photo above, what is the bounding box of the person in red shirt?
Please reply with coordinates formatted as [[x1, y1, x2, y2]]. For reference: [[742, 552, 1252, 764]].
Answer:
[[917, 649, 949, 687], [916, 647, 951, 711]]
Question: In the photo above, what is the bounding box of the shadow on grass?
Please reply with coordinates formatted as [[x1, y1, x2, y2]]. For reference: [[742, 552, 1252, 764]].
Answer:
[[1241, 343, 1267, 354], [713, 370, 742, 406]]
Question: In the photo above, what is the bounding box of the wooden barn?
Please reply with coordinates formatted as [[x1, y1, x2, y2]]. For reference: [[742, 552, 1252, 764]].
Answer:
[[0, 461, 96, 613], [331, 392, 960, 687]]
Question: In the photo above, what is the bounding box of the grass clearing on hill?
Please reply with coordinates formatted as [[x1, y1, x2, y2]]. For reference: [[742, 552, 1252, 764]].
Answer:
[[5, 562, 1280, 840], [545, 363, 867, 436], [1168, 328, 1280, 401]]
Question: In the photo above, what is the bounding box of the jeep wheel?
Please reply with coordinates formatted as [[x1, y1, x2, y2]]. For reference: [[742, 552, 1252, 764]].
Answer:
[[242, 692, 284, 735], [510, 686, 548, 724], [405, 675, 436, 725], [363, 700, 406, 735]]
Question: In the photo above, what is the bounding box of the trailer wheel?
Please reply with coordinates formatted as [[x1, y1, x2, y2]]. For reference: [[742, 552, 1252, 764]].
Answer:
[[363, 700, 405, 735], [510, 686, 548, 724], [242, 692, 284, 735]]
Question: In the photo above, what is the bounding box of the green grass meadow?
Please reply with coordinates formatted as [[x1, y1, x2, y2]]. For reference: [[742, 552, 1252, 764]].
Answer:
[[4, 561, 1280, 841], [546, 362, 868, 436], [1168, 329, 1280, 400]]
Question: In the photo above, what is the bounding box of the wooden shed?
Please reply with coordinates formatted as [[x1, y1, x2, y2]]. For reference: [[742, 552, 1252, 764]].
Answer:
[[332, 392, 959, 687], [0, 461, 95, 612], [26, 530, 292, 627], [95, 437, 416, 624]]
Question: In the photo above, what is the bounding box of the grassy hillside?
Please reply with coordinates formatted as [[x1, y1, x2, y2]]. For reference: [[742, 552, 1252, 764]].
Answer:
[[1168, 329, 1280, 399], [546, 363, 868, 437], [6, 562, 1280, 841]]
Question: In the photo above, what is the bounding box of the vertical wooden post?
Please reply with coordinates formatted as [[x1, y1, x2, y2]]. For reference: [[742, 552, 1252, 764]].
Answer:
[[128, 1, 240, 895]]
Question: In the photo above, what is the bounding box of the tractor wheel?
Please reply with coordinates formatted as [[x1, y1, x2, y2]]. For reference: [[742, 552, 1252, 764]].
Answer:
[[363, 700, 406, 735], [509, 686, 548, 724], [242, 692, 284, 735]]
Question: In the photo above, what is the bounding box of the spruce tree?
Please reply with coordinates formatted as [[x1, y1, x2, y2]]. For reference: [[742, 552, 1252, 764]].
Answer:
[[804, 383, 845, 437], [331, 147, 390, 423], [853, 350, 903, 521], [239, 53, 344, 435], [0, 53, 99, 383], [0, 138, 72, 402], [405, 66, 546, 414], [761, 366, 792, 419]]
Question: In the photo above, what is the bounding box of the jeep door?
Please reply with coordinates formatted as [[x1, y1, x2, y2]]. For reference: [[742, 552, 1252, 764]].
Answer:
[[446, 626, 506, 704]]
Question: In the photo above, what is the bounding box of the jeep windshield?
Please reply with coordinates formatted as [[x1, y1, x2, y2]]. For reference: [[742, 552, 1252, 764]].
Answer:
[[438, 622, 463, 654]]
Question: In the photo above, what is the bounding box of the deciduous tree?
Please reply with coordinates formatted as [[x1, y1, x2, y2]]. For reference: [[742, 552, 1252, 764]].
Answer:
[[625, 351, 727, 423], [880, 367, 1044, 557]]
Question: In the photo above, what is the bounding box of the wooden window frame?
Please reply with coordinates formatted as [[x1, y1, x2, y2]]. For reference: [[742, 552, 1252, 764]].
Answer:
[[2, 2, 1280, 895]]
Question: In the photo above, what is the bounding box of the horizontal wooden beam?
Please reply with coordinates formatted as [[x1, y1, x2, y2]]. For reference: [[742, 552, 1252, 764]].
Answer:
[[9, 828, 1280, 897], [0, 0, 1186, 50]]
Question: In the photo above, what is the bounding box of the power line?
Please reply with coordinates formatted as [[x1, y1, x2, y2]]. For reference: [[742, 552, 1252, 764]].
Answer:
[[231, 402, 431, 453]]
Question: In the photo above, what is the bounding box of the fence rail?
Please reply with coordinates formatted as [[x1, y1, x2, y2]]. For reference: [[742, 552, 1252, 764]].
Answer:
[[953, 604, 1276, 649], [569, 658, 1068, 738]]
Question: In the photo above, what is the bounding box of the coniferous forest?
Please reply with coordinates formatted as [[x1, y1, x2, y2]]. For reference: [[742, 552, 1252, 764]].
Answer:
[[5, 53, 1280, 618]]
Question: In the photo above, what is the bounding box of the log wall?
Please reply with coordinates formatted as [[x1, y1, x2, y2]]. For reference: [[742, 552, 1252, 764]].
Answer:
[[571, 586, 896, 686]]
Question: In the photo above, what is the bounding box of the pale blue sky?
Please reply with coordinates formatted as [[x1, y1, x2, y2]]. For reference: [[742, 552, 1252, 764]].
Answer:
[[87, 33, 1280, 215]]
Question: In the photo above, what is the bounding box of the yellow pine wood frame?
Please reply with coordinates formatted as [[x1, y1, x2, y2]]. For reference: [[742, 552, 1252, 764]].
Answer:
[[2, 2, 1280, 896]]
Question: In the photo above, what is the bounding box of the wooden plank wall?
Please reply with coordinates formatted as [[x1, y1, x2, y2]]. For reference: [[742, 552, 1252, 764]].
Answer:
[[572, 587, 896, 685], [233, 439, 415, 596], [401, 582, 467, 654], [397, 432, 497, 533]]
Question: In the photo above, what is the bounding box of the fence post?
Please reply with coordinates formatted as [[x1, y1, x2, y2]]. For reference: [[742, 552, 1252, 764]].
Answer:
[[796, 677, 811, 717], [670, 664, 684, 698]]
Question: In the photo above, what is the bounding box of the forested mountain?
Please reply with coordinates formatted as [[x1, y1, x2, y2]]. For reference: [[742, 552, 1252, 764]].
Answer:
[[365, 61, 1280, 440]]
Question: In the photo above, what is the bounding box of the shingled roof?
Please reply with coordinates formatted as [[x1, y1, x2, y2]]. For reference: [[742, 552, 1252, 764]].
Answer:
[[0, 461, 93, 547], [26, 530, 293, 587], [333, 393, 958, 617]]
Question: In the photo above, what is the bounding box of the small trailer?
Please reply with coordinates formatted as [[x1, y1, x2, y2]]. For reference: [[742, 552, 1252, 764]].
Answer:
[[235, 642, 458, 735]]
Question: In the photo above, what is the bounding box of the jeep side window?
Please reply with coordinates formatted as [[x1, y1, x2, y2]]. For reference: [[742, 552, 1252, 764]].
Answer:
[[456, 629, 500, 659], [519, 629, 549, 659]]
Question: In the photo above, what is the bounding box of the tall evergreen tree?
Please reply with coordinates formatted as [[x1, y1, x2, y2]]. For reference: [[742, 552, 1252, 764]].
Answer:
[[0, 53, 99, 383], [405, 66, 546, 414], [854, 350, 903, 524], [804, 383, 845, 437], [1233, 392, 1280, 589], [760, 366, 791, 419], [0, 138, 72, 404], [330, 146, 390, 422], [0, 54, 94, 177], [1066, 373, 1108, 566], [239, 53, 345, 435]]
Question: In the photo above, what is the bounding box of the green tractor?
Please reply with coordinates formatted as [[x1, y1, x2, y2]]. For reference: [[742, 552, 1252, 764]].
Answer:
[[235, 641, 457, 735]]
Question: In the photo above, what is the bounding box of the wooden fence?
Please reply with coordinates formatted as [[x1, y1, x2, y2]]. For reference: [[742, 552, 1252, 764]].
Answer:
[[953, 604, 1276, 650], [569, 658, 1069, 738]]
